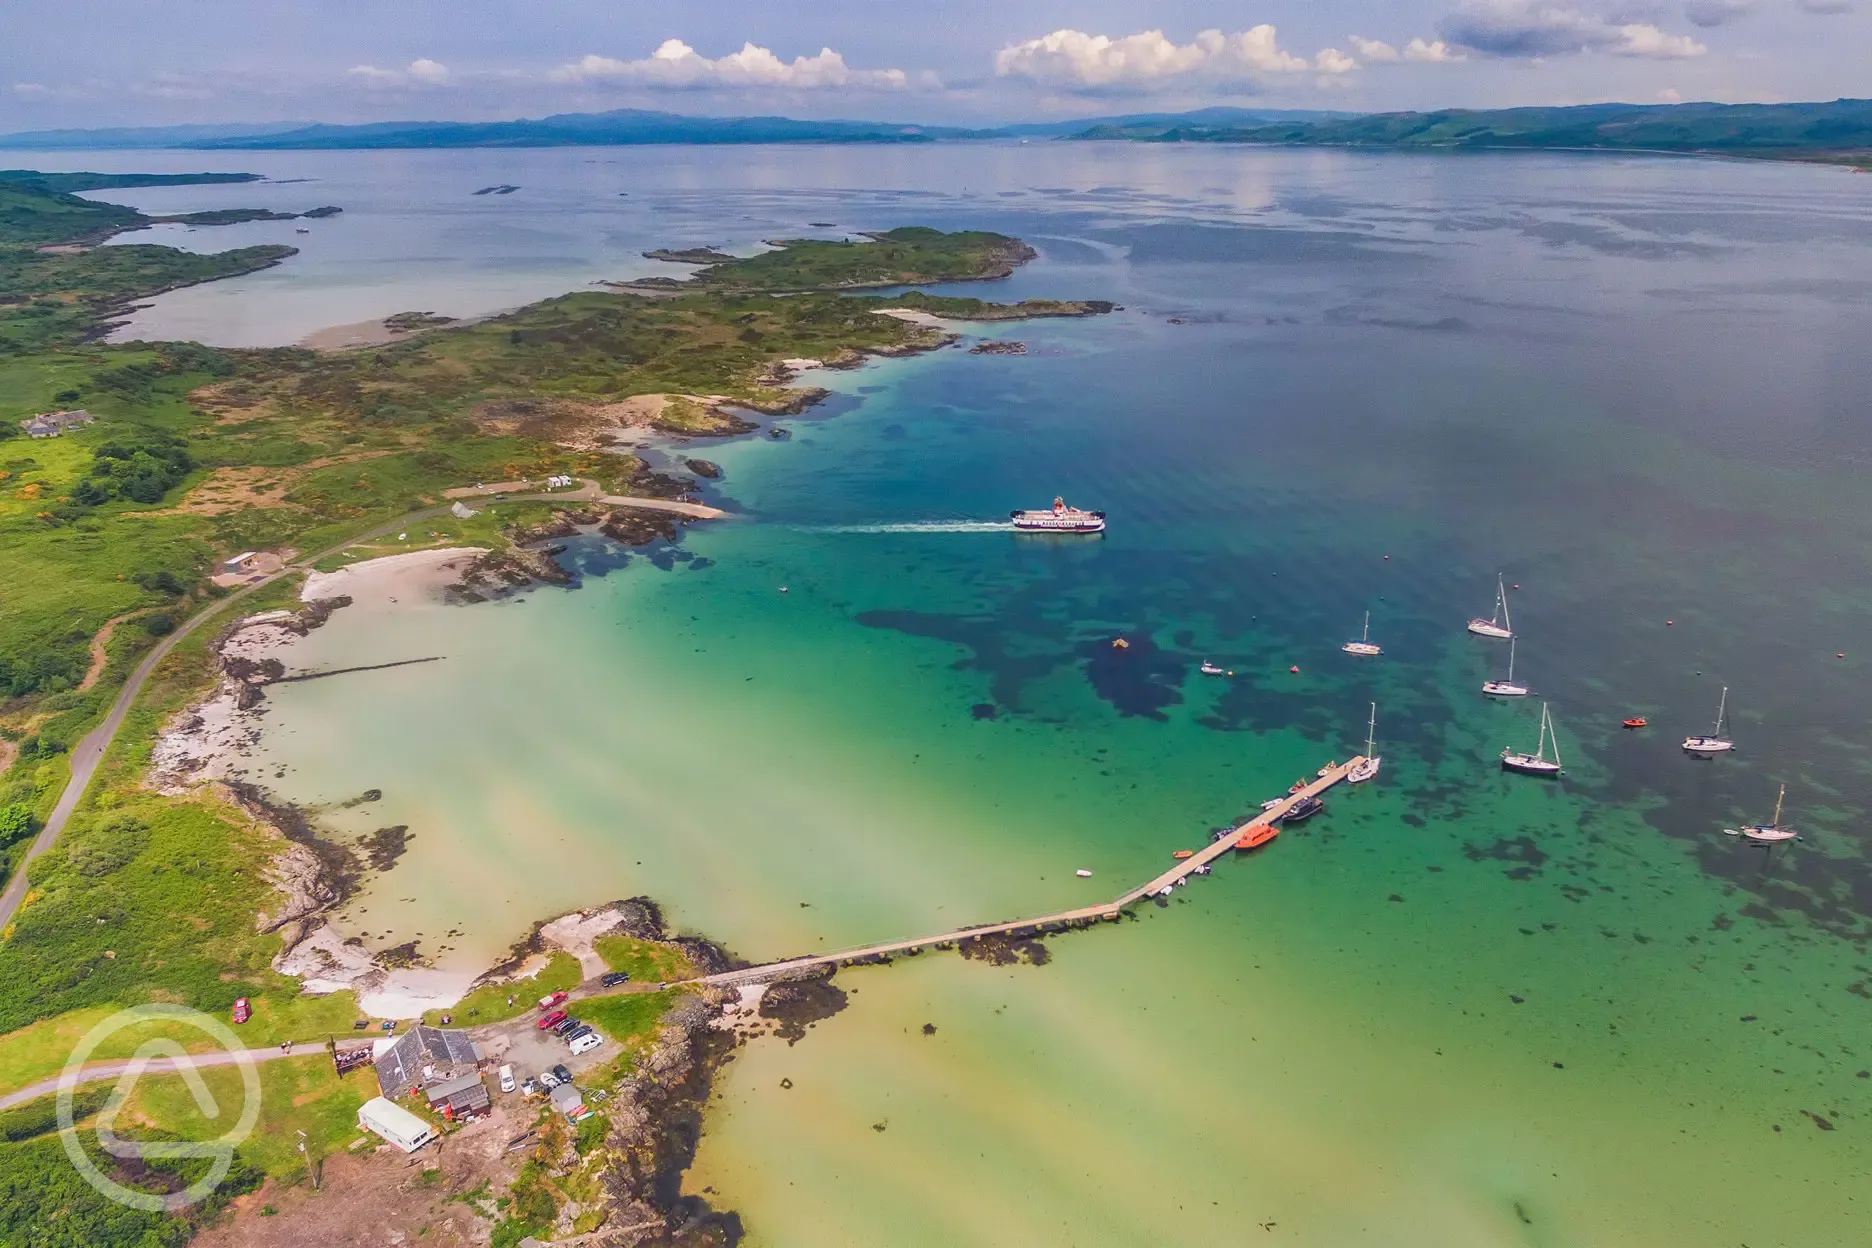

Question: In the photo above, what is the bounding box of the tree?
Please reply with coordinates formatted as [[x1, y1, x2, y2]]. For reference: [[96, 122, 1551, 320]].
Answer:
[[0, 805, 34, 848]]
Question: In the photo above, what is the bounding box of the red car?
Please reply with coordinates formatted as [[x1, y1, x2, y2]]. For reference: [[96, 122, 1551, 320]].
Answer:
[[539, 991, 568, 1010], [536, 1008, 568, 1031], [231, 998, 252, 1024]]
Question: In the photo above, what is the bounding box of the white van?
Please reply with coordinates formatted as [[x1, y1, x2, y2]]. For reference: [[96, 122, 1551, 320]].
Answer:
[[568, 1030, 604, 1056], [497, 1063, 516, 1093]]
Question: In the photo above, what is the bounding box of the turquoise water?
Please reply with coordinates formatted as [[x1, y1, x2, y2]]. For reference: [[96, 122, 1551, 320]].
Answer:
[[86, 144, 1872, 1242]]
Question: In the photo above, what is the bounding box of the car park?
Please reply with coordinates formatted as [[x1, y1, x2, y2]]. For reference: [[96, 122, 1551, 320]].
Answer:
[[498, 1064, 516, 1093], [537, 1009, 568, 1030]]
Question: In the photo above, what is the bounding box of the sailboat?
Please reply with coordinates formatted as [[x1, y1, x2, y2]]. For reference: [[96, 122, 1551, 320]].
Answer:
[[1502, 702, 1564, 776], [1347, 703, 1382, 783], [1342, 611, 1382, 657], [1726, 784, 1798, 843], [1467, 574, 1514, 640], [1482, 636, 1531, 697], [1683, 686, 1735, 754]]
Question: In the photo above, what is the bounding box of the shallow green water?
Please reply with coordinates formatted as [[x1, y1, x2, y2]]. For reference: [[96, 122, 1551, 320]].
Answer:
[[218, 146, 1872, 1244]]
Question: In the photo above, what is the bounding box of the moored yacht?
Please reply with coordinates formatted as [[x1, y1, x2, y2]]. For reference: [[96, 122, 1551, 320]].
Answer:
[[1468, 574, 1514, 640], [1502, 702, 1564, 776], [1011, 497, 1105, 533], [1726, 784, 1798, 843], [1483, 636, 1530, 697], [1347, 702, 1382, 784], [1683, 686, 1735, 754], [1342, 611, 1382, 657]]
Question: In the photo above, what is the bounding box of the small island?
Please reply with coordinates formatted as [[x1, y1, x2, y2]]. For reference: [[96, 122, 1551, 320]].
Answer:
[[643, 246, 736, 264]]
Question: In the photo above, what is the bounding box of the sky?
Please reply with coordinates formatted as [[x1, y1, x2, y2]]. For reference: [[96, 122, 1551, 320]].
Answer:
[[2, 0, 1868, 131]]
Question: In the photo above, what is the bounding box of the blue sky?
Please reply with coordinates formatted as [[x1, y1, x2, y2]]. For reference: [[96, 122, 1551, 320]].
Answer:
[[3, 0, 1867, 129]]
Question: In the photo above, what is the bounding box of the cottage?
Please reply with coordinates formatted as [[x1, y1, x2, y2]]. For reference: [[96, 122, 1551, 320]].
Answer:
[[372, 1025, 481, 1100], [17, 409, 93, 438], [222, 551, 260, 574], [357, 1096, 436, 1153]]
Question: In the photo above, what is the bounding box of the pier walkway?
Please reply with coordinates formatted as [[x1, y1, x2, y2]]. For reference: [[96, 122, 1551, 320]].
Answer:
[[685, 757, 1367, 989]]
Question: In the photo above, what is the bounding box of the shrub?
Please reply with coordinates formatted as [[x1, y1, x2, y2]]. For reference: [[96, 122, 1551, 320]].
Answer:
[[142, 613, 175, 637], [0, 804, 35, 848]]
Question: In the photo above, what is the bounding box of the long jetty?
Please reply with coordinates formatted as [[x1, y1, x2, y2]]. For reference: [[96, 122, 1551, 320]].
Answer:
[[686, 757, 1368, 988]]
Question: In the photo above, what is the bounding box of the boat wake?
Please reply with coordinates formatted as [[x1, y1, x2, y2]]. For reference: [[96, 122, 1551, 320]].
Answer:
[[794, 520, 1013, 534]]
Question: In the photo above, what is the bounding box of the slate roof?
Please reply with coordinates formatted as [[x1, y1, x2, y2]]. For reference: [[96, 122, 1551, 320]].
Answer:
[[374, 1026, 480, 1100]]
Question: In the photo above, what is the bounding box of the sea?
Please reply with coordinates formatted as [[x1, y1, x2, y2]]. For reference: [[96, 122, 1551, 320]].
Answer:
[[13, 141, 1872, 1245]]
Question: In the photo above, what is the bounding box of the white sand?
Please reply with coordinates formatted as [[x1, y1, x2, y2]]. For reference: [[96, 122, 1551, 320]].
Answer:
[[301, 546, 488, 607], [872, 307, 953, 328]]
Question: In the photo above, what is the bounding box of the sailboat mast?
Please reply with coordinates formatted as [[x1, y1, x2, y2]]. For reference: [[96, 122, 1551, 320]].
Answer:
[[1362, 611, 1370, 643], [1506, 636, 1515, 681], [1772, 784, 1785, 826], [1499, 575, 1512, 633], [1365, 702, 1376, 755], [1715, 686, 1728, 734], [1548, 705, 1562, 767]]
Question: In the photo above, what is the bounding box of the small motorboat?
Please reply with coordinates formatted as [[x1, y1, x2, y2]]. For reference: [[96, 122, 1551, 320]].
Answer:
[[1172, 849, 1195, 860], [1288, 779, 1307, 794], [1259, 798, 1284, 811], [1237, 824, 1280, 850], [1316, 762, 1337, 778], [1623, 717, 1648, 729], [1282, 795, 1325, 823], [1075, 868, 1093, 878], [1199, 661, 1226, 675], [1112, 638, 1130, 650]]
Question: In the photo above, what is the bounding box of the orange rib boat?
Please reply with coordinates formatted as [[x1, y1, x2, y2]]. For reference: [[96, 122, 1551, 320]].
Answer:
[[1236, 824, 1280, 851], [1623, 717, 1648, 729], [1171, 849, 1195, 860]]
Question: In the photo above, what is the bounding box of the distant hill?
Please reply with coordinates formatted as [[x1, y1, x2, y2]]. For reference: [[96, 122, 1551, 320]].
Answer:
[[0, 122, 309, 150], [0, 107, 1348, 152], [1074, 99, 1872, 165]]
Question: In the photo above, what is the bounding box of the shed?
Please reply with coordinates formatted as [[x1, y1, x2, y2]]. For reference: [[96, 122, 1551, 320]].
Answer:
[[548, 1083, 584, 1117], [222, 552, 260, 573], [373, 1025, 481, 1100], [357, 1096, 435, 1153], [425, 1072, 491, 1117]]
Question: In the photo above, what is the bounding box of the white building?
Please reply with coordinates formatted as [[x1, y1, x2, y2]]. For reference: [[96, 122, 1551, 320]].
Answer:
[[357, 1096, 435, 1153]]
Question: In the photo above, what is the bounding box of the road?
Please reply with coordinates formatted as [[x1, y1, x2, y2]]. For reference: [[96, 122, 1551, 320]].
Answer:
[[0, 486, 715, 933]]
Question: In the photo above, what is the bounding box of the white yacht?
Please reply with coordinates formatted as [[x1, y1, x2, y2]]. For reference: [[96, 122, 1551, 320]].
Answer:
[[1726, 784, 1797, 843], [1483, 636, 1530, 697], [1342, 611, 1382, 657], [1683, 686, 1735, 755], [1502, 702, 1563, 776], [1467, 574, 1514, 640], [1347, 703, 1382, 784]]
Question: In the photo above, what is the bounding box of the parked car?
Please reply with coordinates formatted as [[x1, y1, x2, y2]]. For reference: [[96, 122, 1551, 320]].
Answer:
[[498, 1064, 516, 1093], [569, 1030, 603, 1056], [520, 1076, 541, 1096], [538, 1068, 562, 1090], [230, 998, 251, 1025], [550, 1064, 573, 1086], [537, 1009, 568, 1031], [538, 990, 568, 1010], [600, 971, 631, 987], [564, 1024, 594, 1044], [552, 1017, 580, 1036]]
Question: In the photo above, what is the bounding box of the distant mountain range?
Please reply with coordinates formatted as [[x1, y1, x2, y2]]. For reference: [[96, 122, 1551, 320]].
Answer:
[[3, 102, 1866, 164], [0, 107, 1346, 151], [1077, 99, 1872, 164]]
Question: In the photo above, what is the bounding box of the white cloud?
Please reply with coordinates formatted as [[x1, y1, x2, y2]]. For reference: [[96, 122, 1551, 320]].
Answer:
[[1349, 36, 1403, 62], [992, 27, 1319, 89], [550, 40, 910, 90], [1439, 4, 1708, 59], [1658, 86, 1684, 100], [1314, 47, 1359, 75], [1406, 37, 1468, 62], [347, 58, 451, 86], [11, 82, 50, 96], [1348, 35, 1467, 63]]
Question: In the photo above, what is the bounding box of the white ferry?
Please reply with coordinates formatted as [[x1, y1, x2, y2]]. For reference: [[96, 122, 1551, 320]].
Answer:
[[1011, 497, 1106, 533]]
